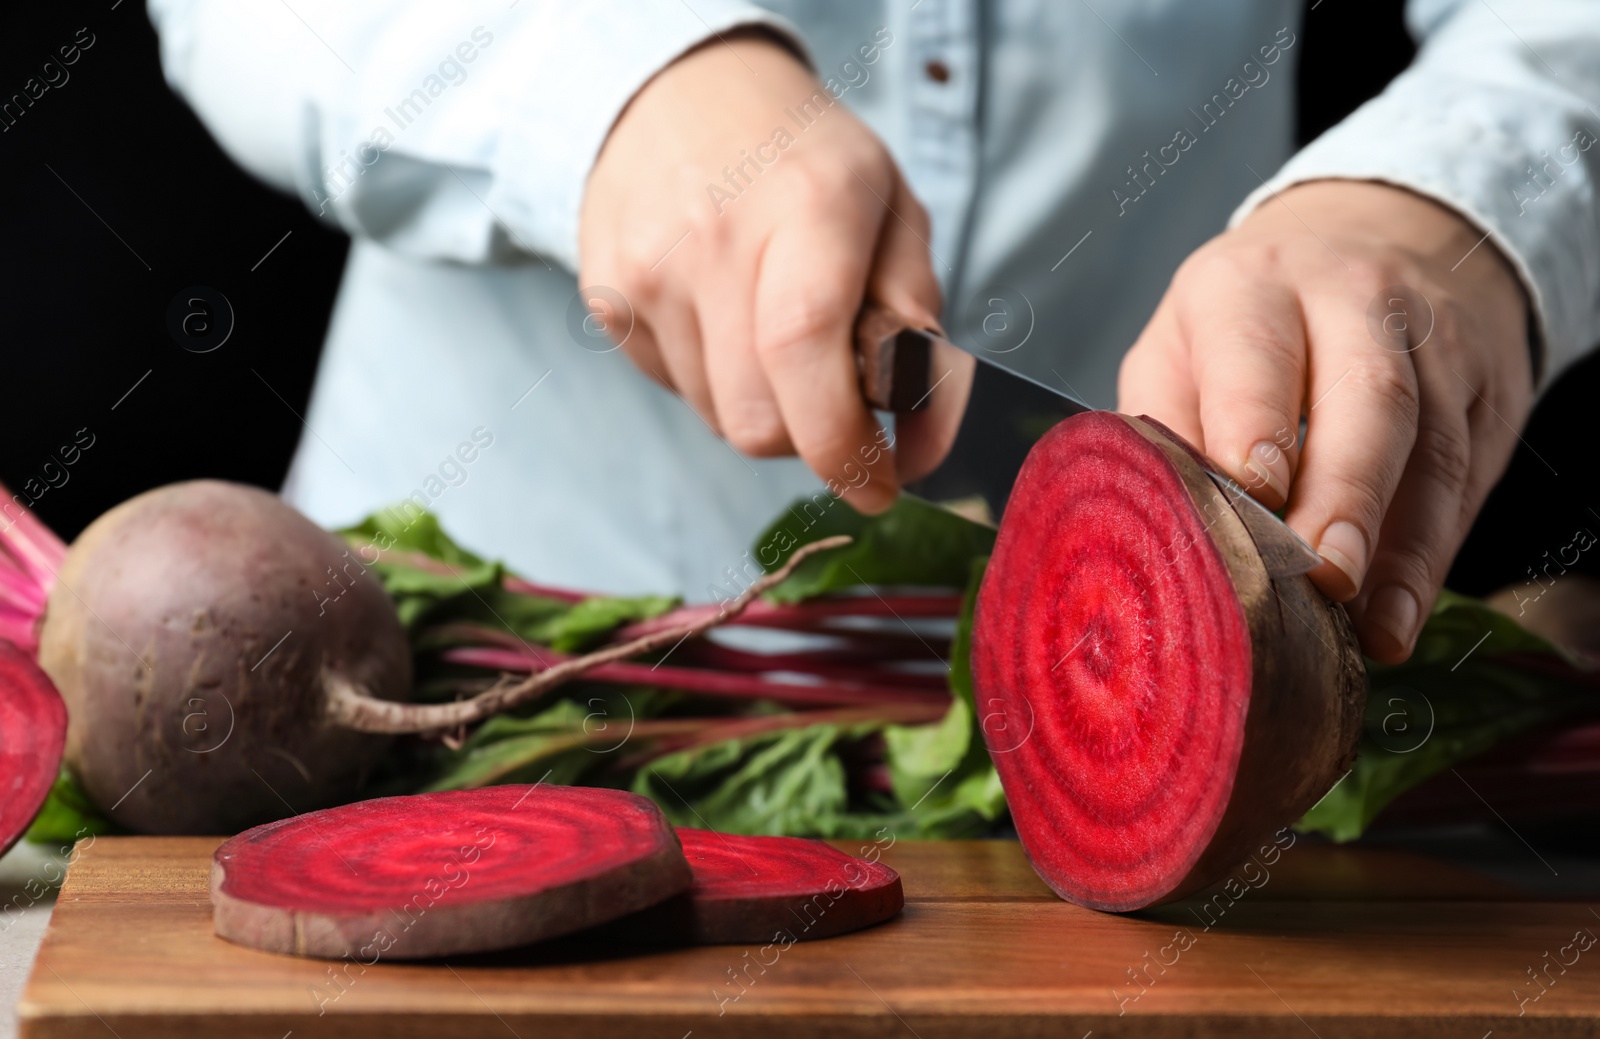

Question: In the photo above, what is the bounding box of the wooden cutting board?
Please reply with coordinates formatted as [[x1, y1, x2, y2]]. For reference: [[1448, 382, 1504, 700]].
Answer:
[[18, 835, 1600, 1037]]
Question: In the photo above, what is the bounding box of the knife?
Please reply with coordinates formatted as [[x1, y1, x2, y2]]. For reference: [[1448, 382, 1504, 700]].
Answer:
[[853, 304, 1323, 580]]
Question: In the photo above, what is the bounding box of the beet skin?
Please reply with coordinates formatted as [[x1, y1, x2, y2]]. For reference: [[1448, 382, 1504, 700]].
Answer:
[[37, 481, 410, 834]]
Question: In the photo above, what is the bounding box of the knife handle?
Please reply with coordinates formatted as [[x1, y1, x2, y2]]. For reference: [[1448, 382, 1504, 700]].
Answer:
[[854, 304, 935, 412]]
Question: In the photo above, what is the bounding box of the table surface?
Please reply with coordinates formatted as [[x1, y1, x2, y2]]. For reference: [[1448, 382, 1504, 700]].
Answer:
[[0, 843, 60, 1039], [17, 835, 1600, 1037]]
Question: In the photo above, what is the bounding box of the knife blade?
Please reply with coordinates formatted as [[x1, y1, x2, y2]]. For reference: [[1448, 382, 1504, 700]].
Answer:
[[853, 304, 1323, 580]]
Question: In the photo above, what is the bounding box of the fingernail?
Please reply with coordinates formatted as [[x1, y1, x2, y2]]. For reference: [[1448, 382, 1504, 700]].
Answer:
[[1315, 520, 1368, 597], [849, 479, 898, 516], [1244, 440, 1291, 504], [1367, 584, 1420, 656]]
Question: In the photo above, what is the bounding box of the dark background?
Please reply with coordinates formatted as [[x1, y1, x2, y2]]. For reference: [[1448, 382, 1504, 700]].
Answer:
[[1, 1, 1593, 593]]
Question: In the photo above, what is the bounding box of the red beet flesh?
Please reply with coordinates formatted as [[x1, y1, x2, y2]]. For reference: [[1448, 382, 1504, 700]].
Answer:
[[211, 785, 691, 959], [0, 641, 67, 856], [617, 828, 903, 944], [973, 412, 1363, 911]]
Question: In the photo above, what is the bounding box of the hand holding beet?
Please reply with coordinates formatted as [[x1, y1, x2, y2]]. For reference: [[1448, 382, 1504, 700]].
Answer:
[[1119, 180, 1533, 663], [973, 412, 1364, 910]]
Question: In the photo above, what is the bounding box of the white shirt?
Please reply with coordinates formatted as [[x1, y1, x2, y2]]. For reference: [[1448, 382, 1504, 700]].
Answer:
[[148, 0, 1600, 597]]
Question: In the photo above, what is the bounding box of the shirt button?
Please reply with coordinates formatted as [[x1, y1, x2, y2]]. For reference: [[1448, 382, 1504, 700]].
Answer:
[[924, 59, 951, 83]]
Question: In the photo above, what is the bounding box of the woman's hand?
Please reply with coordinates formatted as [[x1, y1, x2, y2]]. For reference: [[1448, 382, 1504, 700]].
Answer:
[[580, 33, 962, 514], [1119, 180, 1533, 663]]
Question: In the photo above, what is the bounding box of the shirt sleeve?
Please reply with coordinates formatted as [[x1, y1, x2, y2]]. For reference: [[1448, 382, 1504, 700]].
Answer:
[[1229, 0, 1600, 387], [146, 0, 806, 270]]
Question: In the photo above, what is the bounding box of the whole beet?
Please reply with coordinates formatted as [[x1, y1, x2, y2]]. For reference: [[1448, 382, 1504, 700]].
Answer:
[[38, 481, 410, 834]]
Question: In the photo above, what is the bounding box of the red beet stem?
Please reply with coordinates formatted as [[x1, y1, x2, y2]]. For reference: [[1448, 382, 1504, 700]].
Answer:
[[1484, 651, 1600, 689], [423, 622, 539, 652], [441, 645, 948, 708], [500, 574, 589, 603], [637, 626, 953, 662], [1380, 718, 1600, 828], [435, 624, 950, 689], [611, 702, 946, 773], [669, 640, 948, 686], [613, 593, 962, 641], [853, 761, 895, 796], [339, 540, 588, 605], [325, 536, 857, 733], [443, 706, 944, 789], [342, 541, 453, 577], [0, 603, 40, 659], [427, 621, 947, 674], [344, 538, 952, 630], [0, 487, 67, 654]]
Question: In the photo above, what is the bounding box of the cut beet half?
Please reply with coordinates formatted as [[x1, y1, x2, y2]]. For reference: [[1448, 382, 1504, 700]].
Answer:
[[212, 785, 691, 959], [972, 411, 1364, 912], [0, 640, 67, 856], [612, 828, 903, 944]]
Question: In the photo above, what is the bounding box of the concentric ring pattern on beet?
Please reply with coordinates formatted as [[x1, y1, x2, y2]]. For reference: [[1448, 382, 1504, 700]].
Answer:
[[211, 784, 692, 959]]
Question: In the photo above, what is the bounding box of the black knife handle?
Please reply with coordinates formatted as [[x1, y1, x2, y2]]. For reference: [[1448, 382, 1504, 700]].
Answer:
[[854, 304, 934, 412]]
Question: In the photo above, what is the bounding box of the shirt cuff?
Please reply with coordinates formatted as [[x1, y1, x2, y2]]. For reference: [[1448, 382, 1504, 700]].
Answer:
[[488, 1, 808, 272], [1227, 76, 1600, 389]]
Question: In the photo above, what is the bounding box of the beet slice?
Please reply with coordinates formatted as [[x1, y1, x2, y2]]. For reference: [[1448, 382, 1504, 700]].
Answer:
[[614, 828, 903, 944], [211, 784, 691, 959], [972, 411, 1364, 912], [0, 640, 67, 856]]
